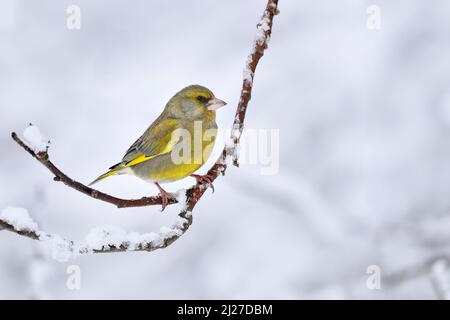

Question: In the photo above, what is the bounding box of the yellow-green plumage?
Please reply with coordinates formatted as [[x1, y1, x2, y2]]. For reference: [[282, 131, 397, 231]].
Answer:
[[89, 85, 226, 187]]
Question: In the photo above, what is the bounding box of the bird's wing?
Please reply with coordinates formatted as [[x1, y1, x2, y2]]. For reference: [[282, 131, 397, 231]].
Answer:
[[113, 118, 182, 169], [88, 118, 182, 186]]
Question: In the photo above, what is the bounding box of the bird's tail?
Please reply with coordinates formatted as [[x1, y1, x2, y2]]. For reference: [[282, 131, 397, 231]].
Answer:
[[88, 165, 122, 186]]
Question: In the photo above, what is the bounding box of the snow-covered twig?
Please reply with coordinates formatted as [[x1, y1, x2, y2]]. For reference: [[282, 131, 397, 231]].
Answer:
[[5, 0, 280, 256], [0, 206, 192, 261]]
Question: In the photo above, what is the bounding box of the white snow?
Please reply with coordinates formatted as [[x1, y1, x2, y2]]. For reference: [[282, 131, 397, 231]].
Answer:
[[0, 207, 38, 232], [80, 225, 165, 252], [175, 188, 188, 210], [160, 221, 184, 237], [23, 125, 50, 153], [158, 226, 171, 234], [125, 231, 159, 251], [74, 219, 188, 254], [223, 123, 242, 161], [243, 54, 254, 84], [231, 123, 242, 141], [254, 13, 271, 47], [74, 221, 188, 254], [0, 207, 74, 262], [83, 225, 127, 251], [39, 233, 74, 262], [242, 9, 272, 85]]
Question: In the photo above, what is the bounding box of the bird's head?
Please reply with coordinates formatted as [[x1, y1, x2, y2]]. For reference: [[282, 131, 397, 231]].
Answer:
[[166, 85, 227, 119]]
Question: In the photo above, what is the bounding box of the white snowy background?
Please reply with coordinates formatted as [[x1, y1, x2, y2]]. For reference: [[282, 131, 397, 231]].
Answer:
[[1, 0, 450, 299]]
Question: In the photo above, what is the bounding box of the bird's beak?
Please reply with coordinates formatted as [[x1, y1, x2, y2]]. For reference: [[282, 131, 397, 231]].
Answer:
[[207, 97, 227, 111]]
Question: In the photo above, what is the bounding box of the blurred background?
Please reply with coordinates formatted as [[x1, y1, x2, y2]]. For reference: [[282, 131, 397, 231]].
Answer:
[[1, 0, 450, 299]]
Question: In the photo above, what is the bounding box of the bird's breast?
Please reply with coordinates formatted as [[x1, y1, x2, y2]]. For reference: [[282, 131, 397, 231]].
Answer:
[[131, 118, 218, 183]]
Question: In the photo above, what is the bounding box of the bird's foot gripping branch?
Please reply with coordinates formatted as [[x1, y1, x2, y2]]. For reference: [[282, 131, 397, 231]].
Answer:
[[0, 0, 280, 259]]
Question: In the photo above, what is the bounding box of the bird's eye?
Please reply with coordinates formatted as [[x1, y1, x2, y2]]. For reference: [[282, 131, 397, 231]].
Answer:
[[196, 96, 208, 103]]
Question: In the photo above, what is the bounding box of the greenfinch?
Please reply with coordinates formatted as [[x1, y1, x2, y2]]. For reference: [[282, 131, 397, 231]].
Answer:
[[89, 85, 226, 209]]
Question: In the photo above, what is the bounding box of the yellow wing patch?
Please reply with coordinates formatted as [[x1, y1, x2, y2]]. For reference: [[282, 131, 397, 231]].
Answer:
[[89, 118, 182, 186], [121, 132, 180, 168]]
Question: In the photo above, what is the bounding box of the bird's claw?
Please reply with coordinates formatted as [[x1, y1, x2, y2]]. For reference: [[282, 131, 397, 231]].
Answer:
[[155, 182, 172, 211], [159, 192, 169, 211], [191, 174, 215, 193]]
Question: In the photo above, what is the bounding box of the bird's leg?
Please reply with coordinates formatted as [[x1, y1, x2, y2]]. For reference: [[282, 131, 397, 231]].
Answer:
[[155, 182, 171, 211], [191, 174, 215, 193]]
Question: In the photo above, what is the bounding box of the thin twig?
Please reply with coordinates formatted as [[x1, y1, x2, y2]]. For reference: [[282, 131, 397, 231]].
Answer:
[[10, 132, 177, 208]]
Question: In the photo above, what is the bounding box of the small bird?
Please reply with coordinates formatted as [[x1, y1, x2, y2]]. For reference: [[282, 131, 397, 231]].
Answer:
[[89, 85, 227, 209]]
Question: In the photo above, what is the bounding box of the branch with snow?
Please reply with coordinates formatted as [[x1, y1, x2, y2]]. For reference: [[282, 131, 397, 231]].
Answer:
[[2, 0, 280, 258], [0, 206, 192, 261], [23, 124, 50, 153]]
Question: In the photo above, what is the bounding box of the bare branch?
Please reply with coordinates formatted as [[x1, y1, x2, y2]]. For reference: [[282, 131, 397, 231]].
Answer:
[[2, 0, 280, 258], [11, 132, 177, 208]]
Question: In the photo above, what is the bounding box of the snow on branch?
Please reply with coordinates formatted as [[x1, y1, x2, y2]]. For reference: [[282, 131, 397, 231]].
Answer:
[[2, 0, 280, 258], [23, 124, 50, 153], [0, 206, 191, 262]]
